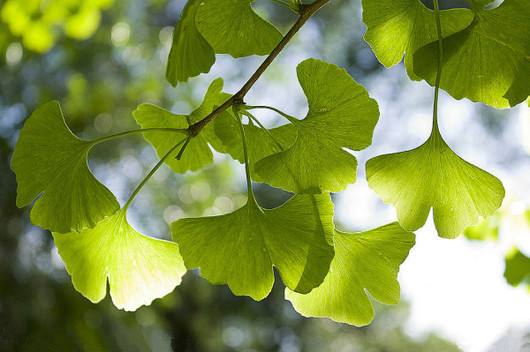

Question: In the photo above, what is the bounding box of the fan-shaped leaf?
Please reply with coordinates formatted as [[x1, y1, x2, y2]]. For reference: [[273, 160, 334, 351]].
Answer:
[[11, 101, 119, 233], [172, 194, 335, 301], [54, 209, 186, 311], [362, 0, 473, 79], [414, 0, 530, 108], [196, 0, 282, 58], [366, 130, 505, 238], [254, 58, 379, 193], [286, 223, 415, 326]]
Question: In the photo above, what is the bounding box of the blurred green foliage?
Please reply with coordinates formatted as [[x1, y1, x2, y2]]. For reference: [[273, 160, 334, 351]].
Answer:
[[464, 212, 501, 241], [0, 0, 466, 350], [1, 0, 113, 52], [504, 248, 530, 290]]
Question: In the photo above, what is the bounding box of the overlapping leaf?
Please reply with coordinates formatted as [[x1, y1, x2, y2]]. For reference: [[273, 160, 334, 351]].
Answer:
[[133, 78, 231, 173], [212, 114, 297, 165], [366, 130, 505, 238], [286, 223, 415, 326], [54, 209, 187, 311], [361, 0, 473, 78], [11, 101, 119, 233], [166, 0, 215, 85], [166, 0, 282, 85], [414, 0, 530, 107], [171, 194, 335, 301], [254, 58, 379, 193]]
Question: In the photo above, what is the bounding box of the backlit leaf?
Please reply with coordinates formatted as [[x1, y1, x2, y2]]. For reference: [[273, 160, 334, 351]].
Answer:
[[286, 223, 415, 326], [166, 0, 215, 86], [133, 78, 229, 173], [414, 0, 530, 107], [11, 101, 119, 233], [366, 130, 505, 238], [195, 0, 282, 57], [171, 193, 335, 301], [361, 0, 473, 79], [54, 209, 187, 311], [254, 58, 379, 193]]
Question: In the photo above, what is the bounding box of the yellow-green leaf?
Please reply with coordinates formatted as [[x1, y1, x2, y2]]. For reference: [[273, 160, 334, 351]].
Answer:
[[414, 0, 530, 108], [362, 0, 473, 79], [172, 194, 335, 301], [166, 0, 215, 86], [12, 101, 119, 233], [195, 0, 282, 57], [54, 209, 187, 311], [286, 223, 415, 326], [366, 130, 505, 238], [254, 58, 379, 193]]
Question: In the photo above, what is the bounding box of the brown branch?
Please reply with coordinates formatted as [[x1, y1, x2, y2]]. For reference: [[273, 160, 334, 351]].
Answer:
[[188, 0, 330, 136]]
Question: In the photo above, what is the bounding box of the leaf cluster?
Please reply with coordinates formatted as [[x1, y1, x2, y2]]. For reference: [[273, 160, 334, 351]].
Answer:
[[10, 0, 529, 326]]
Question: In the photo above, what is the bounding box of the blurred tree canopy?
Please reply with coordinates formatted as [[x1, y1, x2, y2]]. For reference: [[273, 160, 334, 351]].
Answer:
[[0, 0, 469, 351], [1, 0, 113, 52]]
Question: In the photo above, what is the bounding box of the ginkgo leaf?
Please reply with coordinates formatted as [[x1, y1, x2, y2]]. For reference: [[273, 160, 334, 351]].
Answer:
[[133, 78, 229, 173], [166, 0, 215, 86], [195, 0, 282, 57], [11, 101, 119, 233], [504, 248, 530, 288], [254, 58, 379, 194], [171, 194, 335, 301], [366, 130, 505, 238], [53, 209, 187, 311], [286, 223, 415, 326], [361, 0, 473, 79], [413, 0, 530, 108]]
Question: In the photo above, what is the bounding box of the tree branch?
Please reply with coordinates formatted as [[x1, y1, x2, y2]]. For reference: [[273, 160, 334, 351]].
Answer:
[[188, 0, 330, 136]]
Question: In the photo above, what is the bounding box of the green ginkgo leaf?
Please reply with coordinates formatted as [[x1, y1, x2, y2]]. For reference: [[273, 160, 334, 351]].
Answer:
[[195, 0, 282, 58], [361, 0, 474, 79], [133, 78, 229, 173], [166, 0, 216, 86], [11, 101, 119, 233], [254, 58, 379, 194], [171, 193, 335, 301], [414, 0, 530, 108], [366, 130, 505, 238], [53, 209, 187, 311], [286, 223, 415, 326]]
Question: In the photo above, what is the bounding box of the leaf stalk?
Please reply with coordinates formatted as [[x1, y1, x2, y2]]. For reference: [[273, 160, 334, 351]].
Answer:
[[432, 0, 444, 134], [188, 0, 330, 137], [89, 127, 187, 146], [123, 137, 189, 211]]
